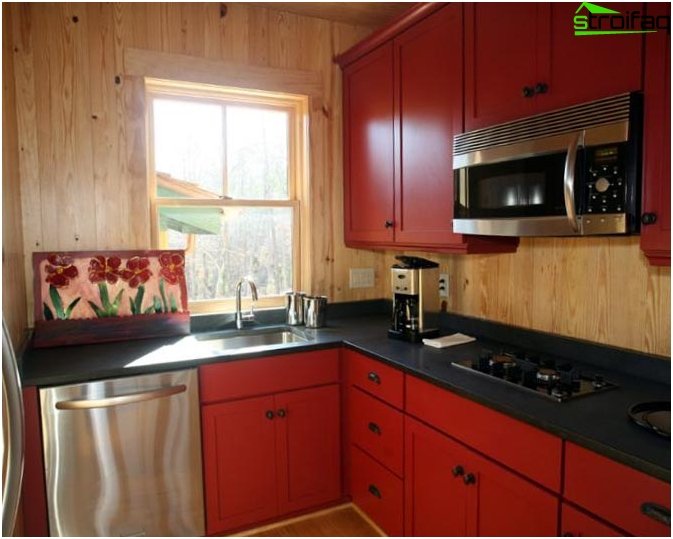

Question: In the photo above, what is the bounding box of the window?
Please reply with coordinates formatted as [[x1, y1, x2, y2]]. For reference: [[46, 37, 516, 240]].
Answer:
[[147, 79, 309, 312]]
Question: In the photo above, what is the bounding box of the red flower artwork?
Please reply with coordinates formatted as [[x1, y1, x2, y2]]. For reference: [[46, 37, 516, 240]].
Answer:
[[158, 253, 185, 285], [120, 257, 152, 288], [45, 254, 79, 288], [88, 256, 122, 284]]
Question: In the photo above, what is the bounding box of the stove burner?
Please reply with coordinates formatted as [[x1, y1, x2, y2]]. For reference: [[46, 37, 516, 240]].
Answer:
[[537, 367, 560, 385], [454, 347, 617, 402]]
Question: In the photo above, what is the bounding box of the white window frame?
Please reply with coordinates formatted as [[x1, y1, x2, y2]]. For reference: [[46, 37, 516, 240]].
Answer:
[[146, 78, 310, 313]]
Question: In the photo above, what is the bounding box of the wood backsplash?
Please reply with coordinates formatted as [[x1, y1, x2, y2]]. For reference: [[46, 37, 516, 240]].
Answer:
[[385, 237, 670, 357]]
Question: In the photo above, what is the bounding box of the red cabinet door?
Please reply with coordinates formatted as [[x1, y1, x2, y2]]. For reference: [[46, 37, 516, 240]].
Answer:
[[201, 396, 278, 534], [641, 2, 670, 266], [343, 42, 395, 245], [404, 417, 469, 536], [464, 3, 539, 130], [467, 447, 559, 537], [541, 3, 643, 112], [393, 4, 463, 247], [561, 503, 624, 537], [275, 384, 341, 515]]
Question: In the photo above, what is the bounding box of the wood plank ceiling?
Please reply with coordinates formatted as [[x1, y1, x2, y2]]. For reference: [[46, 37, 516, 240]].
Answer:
[[246, 2, 410, 27]]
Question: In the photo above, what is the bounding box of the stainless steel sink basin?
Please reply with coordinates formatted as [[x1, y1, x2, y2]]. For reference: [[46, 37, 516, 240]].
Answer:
[[195, 328, 308, 353]]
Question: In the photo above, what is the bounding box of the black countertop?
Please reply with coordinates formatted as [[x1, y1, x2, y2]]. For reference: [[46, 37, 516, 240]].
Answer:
[[21, 307, 671, 483]]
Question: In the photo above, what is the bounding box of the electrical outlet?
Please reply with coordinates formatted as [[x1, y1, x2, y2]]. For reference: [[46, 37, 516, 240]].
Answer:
[[349, 268, 375, 288], [439, 273, 449, 298]]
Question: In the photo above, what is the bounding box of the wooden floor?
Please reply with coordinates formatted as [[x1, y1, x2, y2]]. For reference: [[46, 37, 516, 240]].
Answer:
[[243, 505, 382, 537]]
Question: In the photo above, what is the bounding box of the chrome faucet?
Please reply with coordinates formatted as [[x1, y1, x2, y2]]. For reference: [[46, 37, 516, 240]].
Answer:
[[235, 278, 258, 329]]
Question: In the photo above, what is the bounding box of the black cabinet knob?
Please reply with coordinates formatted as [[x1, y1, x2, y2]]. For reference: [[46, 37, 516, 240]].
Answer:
[[277, 409, 286, 418], [522, 86, 535, 98], [368, 484, 382, 499], [385, 220, 394, 229], [368, 422, 382, 435], [641, 212, 658, 225], [367, 371, 381, 385], [463, 473, 476, 485], [451, 465, 465, 477], [265, 410, 275, 420], [535, 82, 549, 94]]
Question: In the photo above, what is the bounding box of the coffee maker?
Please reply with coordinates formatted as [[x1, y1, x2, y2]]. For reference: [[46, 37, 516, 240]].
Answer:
[[388, 256, 440, 342]]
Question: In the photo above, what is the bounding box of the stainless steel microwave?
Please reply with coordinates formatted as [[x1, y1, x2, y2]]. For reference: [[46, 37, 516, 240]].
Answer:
[[453, 93, 642, 237]]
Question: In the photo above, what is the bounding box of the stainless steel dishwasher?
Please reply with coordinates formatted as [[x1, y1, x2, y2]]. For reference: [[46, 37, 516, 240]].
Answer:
[[40, 369, 204, 536]]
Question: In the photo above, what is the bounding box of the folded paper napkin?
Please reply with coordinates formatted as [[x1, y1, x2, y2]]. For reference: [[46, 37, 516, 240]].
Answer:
[[422, 333, 476, 348]]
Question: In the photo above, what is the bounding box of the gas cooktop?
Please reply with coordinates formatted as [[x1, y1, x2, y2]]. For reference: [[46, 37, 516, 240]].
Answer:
[[452, 349, 617, 403]]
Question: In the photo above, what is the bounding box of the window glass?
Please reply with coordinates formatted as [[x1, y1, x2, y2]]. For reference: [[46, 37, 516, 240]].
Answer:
[[153, 99, 224, 197], [160, 206, 293, 300], [226, 106, 289, 200]]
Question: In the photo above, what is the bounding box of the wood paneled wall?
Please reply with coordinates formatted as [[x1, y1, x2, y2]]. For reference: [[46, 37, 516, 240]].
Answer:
[[385, 238, 670, 357], [8, 2, 386, 320], [6, 3, 669, 357], [3, 4, 28, 349]]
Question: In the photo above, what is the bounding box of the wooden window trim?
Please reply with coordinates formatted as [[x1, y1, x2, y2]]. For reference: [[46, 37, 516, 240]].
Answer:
[[146, 79, 310, 314]]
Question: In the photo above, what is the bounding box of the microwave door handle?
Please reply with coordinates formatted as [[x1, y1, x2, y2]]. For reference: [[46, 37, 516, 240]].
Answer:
[[563, 131, 584, 233]]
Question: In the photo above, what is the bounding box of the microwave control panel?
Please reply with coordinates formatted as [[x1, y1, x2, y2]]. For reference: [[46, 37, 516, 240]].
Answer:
[[584, 145, 627, 215]]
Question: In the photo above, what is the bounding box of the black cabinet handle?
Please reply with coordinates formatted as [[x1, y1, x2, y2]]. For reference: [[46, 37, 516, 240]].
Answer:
[[463, 473, 476, 485], [277, 409, 286, 418], [641, 212, 658, 225], [522, 86, 535, 98], [641, 502, 671, 526], [368, 484, 382, 499], [384, 220, 394, 228], [535, 82, 549, 94], [451, 465, 465, 477], [561, 533, 574, 537], [368, 422, 382, 435], [367, 371, 381, 385], [265, 410, 275, 420]]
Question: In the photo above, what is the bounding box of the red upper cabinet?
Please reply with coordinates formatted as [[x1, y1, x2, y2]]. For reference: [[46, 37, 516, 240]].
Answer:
[[464, 3, 539, 129], [340, 4, 517, 254], [543, 3, 643, 111], [343, 43, 395, 245], [393, 4, 463, 247], [640, 2, 670, 266], [465, 3, 644, 130]]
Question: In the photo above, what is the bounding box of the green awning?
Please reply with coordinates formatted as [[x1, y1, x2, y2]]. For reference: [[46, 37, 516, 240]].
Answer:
[[159, 207, 222, 235]]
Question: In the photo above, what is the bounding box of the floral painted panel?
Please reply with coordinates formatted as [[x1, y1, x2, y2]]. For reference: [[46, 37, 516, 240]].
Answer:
[[32, 250, 189, 347]]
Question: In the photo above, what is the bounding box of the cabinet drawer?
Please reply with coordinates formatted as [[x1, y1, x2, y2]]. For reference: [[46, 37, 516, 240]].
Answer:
[[344, 349, 404, 408], [406, 375, 562, 491], [350, 445, 403, 536], [199, 349, 340, 403], [561, 503, 623, 537], [349, 387, 404, 477], [564, 443, 671, 536]]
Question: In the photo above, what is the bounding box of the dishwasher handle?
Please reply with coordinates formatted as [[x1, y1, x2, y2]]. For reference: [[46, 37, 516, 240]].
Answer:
[[55, 384, 187, 410]]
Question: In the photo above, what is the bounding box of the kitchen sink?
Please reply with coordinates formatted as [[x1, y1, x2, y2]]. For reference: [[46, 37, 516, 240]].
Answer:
[[195, 327, 309, 353]]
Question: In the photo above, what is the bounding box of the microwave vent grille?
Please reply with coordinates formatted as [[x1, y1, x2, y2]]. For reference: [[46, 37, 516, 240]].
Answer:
[[454, 93, 632, 157]]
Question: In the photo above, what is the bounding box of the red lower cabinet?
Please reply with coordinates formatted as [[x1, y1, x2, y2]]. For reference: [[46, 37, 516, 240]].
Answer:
[[351, 446, 404, 536], [201, 382, 341, 535], [564, 443, 671, 536], [561, 504, 623, 537], [405, 417, 559, 537], [276, 385, 341, 515], [202, 395, 278, 533]]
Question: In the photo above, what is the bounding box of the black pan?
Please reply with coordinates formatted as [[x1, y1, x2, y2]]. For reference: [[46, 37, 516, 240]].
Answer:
[[628, 401, 671, 437]]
